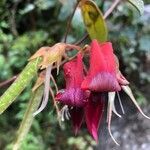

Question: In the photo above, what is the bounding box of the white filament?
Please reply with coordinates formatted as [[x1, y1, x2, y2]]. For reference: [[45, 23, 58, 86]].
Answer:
[[107, 106, 120, 146], [61, 105, 70, 121], [117, 92, 125, 114], [107, 92, 121, 146]]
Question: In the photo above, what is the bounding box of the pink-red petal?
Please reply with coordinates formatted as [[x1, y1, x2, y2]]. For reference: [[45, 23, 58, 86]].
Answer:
[[82, 40, 121, 92], [63, 53, 84, 88], [85, 93, 105, 142], [70, 107, 84, 134]]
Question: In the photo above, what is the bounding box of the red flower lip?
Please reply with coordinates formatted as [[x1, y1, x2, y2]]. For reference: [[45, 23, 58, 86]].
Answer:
[[81, 40, 121, 92], [55, 88, 89, 107], [86, 72, 121, 92]]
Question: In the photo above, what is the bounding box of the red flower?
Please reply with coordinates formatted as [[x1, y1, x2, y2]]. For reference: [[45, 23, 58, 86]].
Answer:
[[55, 41, 130, 142], [55, 40, 149, 145], [81, 40, 121, 92], [55, 53, 89, 134], [56, 53, 89, 107]]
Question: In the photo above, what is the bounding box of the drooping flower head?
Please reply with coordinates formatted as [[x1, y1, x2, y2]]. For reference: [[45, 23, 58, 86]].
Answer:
[[81, 40, 121, 92], [55, 40, 150, 145], [55, 53, 89, 134], [55, 53, 89, 107]]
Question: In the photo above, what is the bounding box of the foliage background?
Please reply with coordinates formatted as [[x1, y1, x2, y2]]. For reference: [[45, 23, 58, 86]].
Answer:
[[0, 0, 149, 149]]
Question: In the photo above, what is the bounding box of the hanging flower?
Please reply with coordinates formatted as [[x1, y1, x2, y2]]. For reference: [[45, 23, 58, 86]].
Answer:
[[81, 40, 150, 145], [55, 53, 89, 134], [54, 40, 150, 145], [81, 40, 121, 92], [55, 53, 89, 107]]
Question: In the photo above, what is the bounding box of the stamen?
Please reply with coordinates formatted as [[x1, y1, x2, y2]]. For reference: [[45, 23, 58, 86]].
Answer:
[[33, 65, 52, 116], [117, 92, 125, 114], [122, 85, 150, 120], [60, 105, 70, 121], [65, 109, 70, 120], [67, 110, 71, 118], [61, 107, 65, 121]]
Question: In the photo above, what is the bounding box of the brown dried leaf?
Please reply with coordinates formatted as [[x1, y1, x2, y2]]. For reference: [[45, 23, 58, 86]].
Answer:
[[29, 47, 50, 61], [29, 43, 82, 75], [39, 43, 66, 70]]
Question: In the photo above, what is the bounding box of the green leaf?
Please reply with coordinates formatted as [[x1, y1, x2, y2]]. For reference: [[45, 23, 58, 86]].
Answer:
[[80, 0, 108, 42], [12, 85, 44, 150], [0, 58, 42, 114], [127, 0, 144, 15]]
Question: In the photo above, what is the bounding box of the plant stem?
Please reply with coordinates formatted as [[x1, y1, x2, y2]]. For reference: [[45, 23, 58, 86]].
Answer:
[[104, 0, 121, 19], [12, 85, 44, 150], [0, 75, 18, 88], [64, 1, 80, 43]]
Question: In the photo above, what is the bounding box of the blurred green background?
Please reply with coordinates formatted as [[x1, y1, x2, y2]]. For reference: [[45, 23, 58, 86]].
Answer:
[[0, 0, 149, 149]]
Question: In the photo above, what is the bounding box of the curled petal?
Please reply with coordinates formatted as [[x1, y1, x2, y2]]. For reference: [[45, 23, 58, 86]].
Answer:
[[107, 92, 121, 145], [107, 103, 120, 146], [33, 65, 52, 116], [122, 85, 150, 119]]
